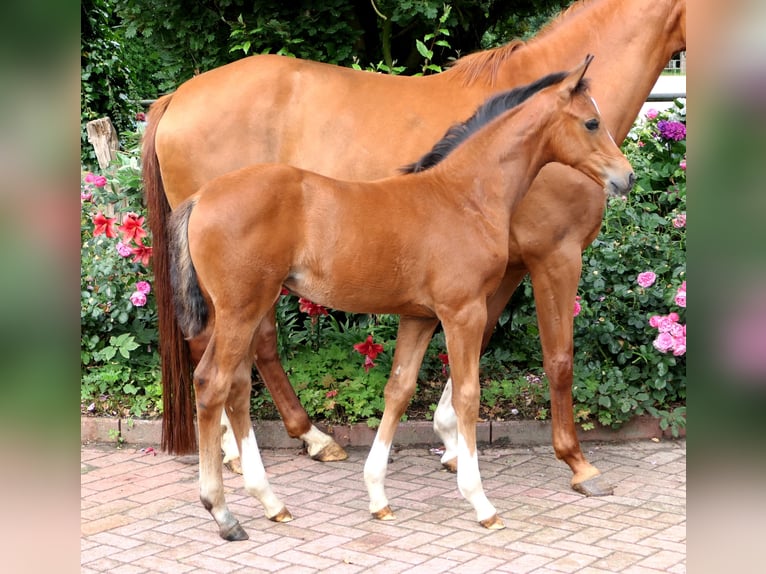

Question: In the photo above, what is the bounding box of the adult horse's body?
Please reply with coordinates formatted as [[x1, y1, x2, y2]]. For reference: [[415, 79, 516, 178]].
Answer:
[[143, 0, 686, 494], [168, 59, 634, 539]]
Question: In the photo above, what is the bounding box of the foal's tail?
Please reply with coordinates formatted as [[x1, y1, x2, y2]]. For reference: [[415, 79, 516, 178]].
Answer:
[[168, 198, 209, 339], [142, 94, 197, 455]]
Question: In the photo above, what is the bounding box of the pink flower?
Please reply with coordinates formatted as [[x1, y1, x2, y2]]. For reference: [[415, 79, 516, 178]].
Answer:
[[645, 109, 659, 120], [85, 173, 108, 188], [679, 158, 686, 171], [135, 281, 151, 294], [573, 295, 582, 317], [92, 211, 117, 238], [363, 355, 376, 372], [116, 242, 132, 257], [672, 336, 686, 356], [81, 191, 93, 203], [656, 314, 678, 333], [135, 112, 146, 122], [649, 315, 662, 328], [637, 271, 657, 288], [130, 291, 147, 307], [675, 281, 686, 308], [653, 332, 674, 353], [672, 213, 686, 228], [325, 389, 338, 399]]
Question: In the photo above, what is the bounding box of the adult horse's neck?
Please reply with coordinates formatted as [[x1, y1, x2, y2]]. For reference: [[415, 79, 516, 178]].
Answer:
[[447, 0, 686, 143]]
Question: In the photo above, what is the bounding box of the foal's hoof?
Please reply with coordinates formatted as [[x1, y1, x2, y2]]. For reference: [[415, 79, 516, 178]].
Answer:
[[479, 514, 506, 530], [268, 507, 294, 523], [572, 475, 614, 497], [371, 506, 396, 521], [224, 457, 243, 475], [221, 522, 249, 541], [312, 441, 349, 462], [441, 457, 458, 473]]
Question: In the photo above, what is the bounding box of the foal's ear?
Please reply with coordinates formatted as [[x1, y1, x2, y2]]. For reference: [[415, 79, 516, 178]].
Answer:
[[559, 54, 594, 98]]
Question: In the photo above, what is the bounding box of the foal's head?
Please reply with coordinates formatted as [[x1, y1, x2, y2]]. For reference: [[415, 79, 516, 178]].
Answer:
[[404, 55, 634, 197], [528, 54, 634, 196]]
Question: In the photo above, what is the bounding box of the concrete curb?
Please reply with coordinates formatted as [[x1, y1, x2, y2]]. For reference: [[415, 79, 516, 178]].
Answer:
[[81, 414, 683, 448]]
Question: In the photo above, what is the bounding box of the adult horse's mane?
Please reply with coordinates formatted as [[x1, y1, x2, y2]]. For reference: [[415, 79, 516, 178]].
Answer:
[[449, 0, 592, 86], [401, 70, 590, 174]]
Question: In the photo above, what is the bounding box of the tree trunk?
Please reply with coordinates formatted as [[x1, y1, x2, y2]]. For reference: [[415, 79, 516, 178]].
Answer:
[[86, 117, 119, 169]]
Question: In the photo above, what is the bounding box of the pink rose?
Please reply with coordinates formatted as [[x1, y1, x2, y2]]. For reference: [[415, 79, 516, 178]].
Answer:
[[679, 159, 686, 171], [656, 314, 677, 333], [116, 242, 132, 258], [649, 315, 662, 328], [646, 109, 659, 120], [81, 191, 93, 203], [675, 282, 686, 308], [653, 332, 674, 353], [672, 335, 686, 356], [637, 271, 657, 288], [672, 213, 686, 228], [573, 296, 582, 317], [135, 281, 151, 294], [130, 291, 147, 307], [669, 322, 685, 338]]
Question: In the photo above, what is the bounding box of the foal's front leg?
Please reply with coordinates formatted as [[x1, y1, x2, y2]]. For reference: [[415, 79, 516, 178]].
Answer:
[[365, 316, 438, 520], [440, 302, 504, 529]]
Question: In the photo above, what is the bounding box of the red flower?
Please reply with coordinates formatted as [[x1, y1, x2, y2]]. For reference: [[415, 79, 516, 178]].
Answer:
[[326, 389, 338, 398], [353, 335, 384, 360], [280, 287, 290, 296], [92, 211, 117, 238], [130, 241, 153, 266], [438, 353, 449, 376], [118, 212, 147, 244], [298, 298, 328, 317]]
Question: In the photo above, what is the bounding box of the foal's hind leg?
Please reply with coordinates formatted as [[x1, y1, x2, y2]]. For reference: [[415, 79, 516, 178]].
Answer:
[[529, 252, 611, 496], [365, 316, 438, 520]]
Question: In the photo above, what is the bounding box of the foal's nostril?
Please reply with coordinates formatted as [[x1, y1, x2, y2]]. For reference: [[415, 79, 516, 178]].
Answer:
[[628, 172, 636, 190]]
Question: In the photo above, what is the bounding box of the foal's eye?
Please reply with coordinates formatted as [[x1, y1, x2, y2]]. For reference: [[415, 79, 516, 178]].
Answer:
[[585, 118, 600, 132]]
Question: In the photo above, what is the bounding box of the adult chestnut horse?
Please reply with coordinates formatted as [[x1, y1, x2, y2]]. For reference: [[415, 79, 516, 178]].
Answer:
[[168, 59, 634, 539], [143, 0, 686, 495]]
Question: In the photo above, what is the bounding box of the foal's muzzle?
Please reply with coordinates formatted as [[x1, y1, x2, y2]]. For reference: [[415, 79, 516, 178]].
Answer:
[[607, 171, 635, 198]]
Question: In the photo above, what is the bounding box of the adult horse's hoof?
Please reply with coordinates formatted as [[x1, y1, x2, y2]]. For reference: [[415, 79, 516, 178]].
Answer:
[[572, 475, 614, 497], [311, 441, 349, 462], [441, 457, 457, 473], [221, 522, 249, 541], [268, 507, 294, 523], [224, 456, 243, 475], [371, 506, 396, 521], [479, 514, 505, 530]]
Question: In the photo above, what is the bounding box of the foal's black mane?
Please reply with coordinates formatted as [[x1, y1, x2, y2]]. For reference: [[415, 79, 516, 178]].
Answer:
[[401, 71, 589, 174]]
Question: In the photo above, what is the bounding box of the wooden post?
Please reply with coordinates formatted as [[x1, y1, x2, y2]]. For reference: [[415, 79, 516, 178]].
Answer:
[[86, 117, 119, 170]]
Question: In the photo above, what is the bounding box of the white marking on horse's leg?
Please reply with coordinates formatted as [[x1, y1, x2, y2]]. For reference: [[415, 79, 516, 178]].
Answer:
[[299, 425, 334, 458], [364, 436, 392, 514], [433, 378, 459, 465], [220, 411, 240, 463], [456, 432, 497, 523], [240, 428, 286, 518]]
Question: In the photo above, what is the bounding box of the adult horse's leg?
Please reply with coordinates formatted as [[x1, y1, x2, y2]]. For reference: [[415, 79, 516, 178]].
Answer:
[[219, 308, 348, 474], [365, 316, 438, 520], [440, 301, 504, 529], [433, 267, 527, 473], [528, 250, 612, 496]]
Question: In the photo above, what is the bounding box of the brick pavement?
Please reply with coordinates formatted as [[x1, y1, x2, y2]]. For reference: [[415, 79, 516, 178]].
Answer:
[[81, 439, 685, 573]]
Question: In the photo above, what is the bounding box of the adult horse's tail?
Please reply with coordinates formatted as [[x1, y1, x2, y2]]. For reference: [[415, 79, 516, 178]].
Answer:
[[143, 95, 197, 454]]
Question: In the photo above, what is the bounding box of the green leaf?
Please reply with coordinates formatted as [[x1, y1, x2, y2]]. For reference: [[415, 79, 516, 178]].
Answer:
[[415, 39, 432, 60]]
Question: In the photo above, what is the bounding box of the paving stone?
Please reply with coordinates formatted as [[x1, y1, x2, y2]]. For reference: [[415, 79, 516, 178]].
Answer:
[[81, 439, 685, 573]]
